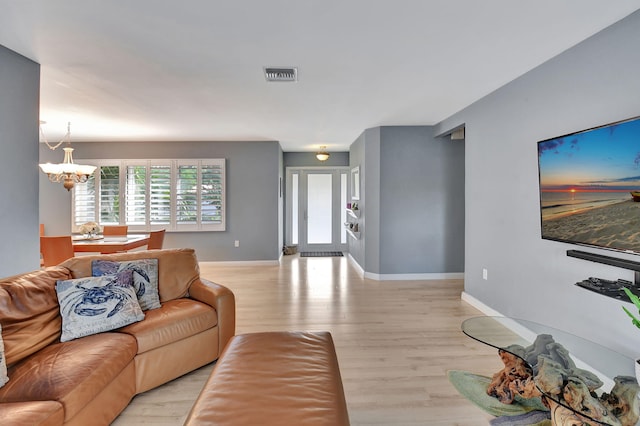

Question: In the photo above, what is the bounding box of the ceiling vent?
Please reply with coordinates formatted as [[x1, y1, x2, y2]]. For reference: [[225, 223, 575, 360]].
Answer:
[[264, 67, 298, 82]]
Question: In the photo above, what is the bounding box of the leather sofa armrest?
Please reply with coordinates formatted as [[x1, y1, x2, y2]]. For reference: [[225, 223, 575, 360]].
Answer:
[[189, 278, 236, 355]]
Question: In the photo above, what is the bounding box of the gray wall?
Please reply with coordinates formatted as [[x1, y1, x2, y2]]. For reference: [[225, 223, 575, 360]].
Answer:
[[349, 126, 464, 276], [0, 45, 40, 276], [379, 126, 464, 274], [40, 140, 282, 262], [278, 146, 284, 259], [434, 10, 640, 357], [283, 151, 349, 168], [349, 131, 367, 268]]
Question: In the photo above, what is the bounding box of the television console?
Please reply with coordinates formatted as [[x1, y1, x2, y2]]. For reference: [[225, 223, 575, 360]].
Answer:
[[567, 249, 640, 302]]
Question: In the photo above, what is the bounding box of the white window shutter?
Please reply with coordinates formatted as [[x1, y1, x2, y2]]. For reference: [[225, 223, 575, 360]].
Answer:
[[125, 165, 146, 225], [73, 175, 96, 227], [150, 164, 171, 226], [72, 159, 225, 232], [99, 165, 120, 224]]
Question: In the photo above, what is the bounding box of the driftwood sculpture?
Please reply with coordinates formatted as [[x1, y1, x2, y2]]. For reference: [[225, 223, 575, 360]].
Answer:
[[487, 349, 541, 403], [601, 376, 640, 426], [486, 334, 639, 426]]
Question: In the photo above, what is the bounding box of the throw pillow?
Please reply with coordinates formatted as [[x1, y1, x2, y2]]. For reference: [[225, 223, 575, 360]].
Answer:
[[0, 324, 7, 388], [92, 259, 161, 311], [56, 270, 144, 342]]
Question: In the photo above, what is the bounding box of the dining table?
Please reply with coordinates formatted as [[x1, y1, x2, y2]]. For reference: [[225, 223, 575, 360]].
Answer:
[[72, 234, 150, 254]]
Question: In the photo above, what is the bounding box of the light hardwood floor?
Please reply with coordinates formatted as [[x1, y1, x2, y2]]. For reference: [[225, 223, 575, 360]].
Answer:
[[113, 254, 502, 425]]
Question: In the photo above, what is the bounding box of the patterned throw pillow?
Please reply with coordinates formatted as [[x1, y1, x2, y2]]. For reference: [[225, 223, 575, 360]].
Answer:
[[0, 324, 7, 388], [92, 259, 161, 311], [56, 270, 144, 342]]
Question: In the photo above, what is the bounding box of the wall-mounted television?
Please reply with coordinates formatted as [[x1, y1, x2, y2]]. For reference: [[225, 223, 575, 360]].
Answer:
[[538, 116, 640, 255]]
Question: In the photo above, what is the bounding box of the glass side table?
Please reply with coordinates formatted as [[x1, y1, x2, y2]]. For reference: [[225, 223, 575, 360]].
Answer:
[[461, 316, 640, 426]]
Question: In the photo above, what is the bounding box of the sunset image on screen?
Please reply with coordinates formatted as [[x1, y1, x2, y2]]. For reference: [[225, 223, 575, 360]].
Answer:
[[538, 117, 640, 252]]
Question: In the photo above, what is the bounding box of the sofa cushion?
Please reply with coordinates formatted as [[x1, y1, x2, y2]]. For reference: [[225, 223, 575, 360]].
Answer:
[[56, 271, 144, 342], [0, 332, 137, 422], [0, 266, 71, 366], [92, 258, 161, 311], [61, 248, 200, 302], [118, 298, 217, 353]]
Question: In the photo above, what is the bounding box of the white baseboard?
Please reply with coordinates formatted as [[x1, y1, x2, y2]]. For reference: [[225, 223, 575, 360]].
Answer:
[[346, 253, 365, 277], [199, 260, 280, 267], [364, 272, 464, 280], [460, 291, 504, 316], [346, 253, 463, 281]]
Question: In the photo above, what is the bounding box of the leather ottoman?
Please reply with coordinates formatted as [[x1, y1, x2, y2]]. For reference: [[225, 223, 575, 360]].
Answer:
[[184, 331, 350, 425]]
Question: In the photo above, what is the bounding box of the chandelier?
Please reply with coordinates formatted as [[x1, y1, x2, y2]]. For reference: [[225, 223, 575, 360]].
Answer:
[[38, 121, 96, 191]]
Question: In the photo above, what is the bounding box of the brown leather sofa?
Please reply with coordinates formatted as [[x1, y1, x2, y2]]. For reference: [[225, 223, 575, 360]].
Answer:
[[0, 248, 235, 426]]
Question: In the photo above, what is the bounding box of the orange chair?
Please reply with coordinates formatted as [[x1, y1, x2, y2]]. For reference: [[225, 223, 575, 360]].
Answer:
[[40, 236, 74, 267], [39, 224, 46, 266], [103, 225, 128, 236], [147, 229, 166, 250]]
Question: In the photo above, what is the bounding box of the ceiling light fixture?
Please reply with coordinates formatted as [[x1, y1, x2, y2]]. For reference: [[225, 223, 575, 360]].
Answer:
[[316, 146, 330, 162], [38, 121, 96, 191]]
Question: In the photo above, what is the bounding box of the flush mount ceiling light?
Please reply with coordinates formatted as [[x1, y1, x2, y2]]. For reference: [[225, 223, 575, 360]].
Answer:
[[264, 67, 297, 82], [38, 121, 97, 191], [316, 146, 330, 162]]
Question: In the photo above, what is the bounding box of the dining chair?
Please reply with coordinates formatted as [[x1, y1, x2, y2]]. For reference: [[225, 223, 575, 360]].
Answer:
[[39, 224, 46, 266], [40, 236, 74, 267], [147, 229, 166, 250], [103, 225, 128, 236]]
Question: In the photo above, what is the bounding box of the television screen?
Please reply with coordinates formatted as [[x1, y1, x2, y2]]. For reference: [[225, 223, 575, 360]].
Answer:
[[538, 116, 640, 254]]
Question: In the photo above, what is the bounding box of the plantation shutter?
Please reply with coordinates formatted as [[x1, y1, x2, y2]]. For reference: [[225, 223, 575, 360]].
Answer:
[[150, 164, 171, 225], [71, 158, 225, 232], [176, 164, 198, 226], [99, 166, 120, 224], [73, 174, 96, 224], [125, 164, 146, 225], [201, 161, 224, 224]]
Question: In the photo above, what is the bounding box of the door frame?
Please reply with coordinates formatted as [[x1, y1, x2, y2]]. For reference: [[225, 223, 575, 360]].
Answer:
[[285, 167, 349, 252]]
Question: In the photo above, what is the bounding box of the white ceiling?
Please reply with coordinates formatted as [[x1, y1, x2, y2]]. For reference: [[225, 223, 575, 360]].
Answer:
[[1, 1, 639, 152]]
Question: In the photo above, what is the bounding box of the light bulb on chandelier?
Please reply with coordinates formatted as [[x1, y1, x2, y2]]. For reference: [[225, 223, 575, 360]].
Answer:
[[38, 121, 96, 191]]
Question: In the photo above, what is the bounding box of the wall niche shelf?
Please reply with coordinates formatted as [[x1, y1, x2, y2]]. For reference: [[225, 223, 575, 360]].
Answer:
[[346, 229, 360, 239], [345, 207, 361, 239]]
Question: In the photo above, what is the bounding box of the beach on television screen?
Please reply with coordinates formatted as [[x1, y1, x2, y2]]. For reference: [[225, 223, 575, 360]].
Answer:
[[538, 116, 640, 253]]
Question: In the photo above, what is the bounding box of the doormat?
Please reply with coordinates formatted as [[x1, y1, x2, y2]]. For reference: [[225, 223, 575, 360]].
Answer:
[[299, 251, 344, 257]]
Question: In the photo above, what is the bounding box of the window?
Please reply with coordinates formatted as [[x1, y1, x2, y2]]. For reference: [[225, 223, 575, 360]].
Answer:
[[72, 159, 225, 232]]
